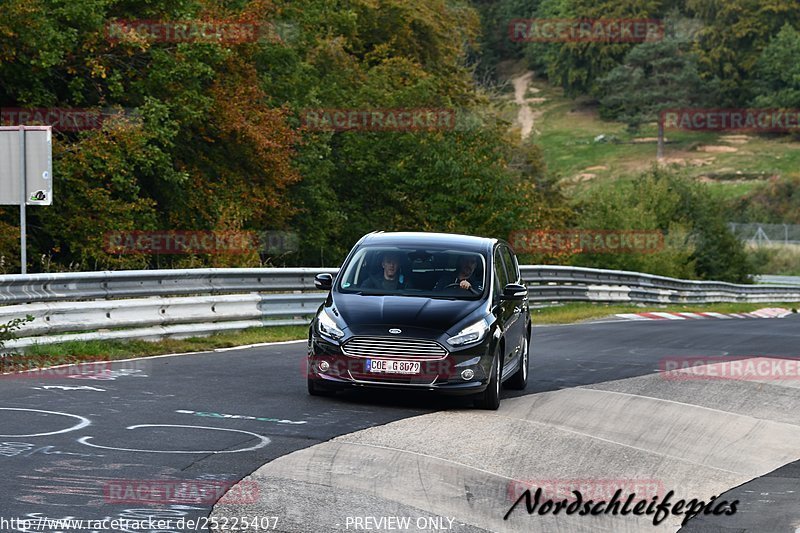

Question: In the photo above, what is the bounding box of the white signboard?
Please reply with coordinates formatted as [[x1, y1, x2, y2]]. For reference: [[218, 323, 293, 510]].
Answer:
[[0, 126, 53, 205]]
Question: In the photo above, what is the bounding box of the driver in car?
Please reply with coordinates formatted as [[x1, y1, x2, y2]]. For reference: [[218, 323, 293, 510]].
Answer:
[[361, 252, 409, 290], [434, 255, 483, 292]]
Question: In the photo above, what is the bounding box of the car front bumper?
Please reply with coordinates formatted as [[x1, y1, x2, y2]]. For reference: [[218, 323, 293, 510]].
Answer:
[[308, 334, 494, 396]]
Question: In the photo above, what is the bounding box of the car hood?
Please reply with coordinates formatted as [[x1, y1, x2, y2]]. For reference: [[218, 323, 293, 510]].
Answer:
[[331, 293, 484, 334]]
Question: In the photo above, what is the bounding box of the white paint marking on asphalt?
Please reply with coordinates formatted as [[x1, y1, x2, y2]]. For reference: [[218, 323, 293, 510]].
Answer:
[[36, 385, 106, 392], [175, 409, 307, 425], [68, 368, 147, 380], [77, 424, 270, 454], [214, 340, 306, 352], [0, 408, 91, 438]]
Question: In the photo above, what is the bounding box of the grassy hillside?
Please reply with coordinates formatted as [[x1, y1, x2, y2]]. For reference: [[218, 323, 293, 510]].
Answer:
[[502, 69, 800, 203]]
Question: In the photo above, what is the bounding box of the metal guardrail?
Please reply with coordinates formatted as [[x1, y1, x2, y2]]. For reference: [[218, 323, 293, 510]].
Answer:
[[0, 268, 338, 305], [0, 294, 325, 336], [521, 266, 800, 303], [756, 275, 800, 286], [1, 266, 798, 349]]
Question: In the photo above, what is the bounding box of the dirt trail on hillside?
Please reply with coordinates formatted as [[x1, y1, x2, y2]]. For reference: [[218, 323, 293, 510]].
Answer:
[[512, 71, 545, 140]]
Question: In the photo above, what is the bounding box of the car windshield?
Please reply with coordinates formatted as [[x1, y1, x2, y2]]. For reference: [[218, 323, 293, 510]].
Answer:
[[337, 246, 487, 300]]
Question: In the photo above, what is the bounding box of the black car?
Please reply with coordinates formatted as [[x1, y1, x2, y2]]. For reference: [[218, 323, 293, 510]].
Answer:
[[307, 231, 530, 409]]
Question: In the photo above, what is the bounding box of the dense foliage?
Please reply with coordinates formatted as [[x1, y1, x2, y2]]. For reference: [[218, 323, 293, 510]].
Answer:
[[1, 0, 768, 282], [1, 0, 568, 271], [730, 176, 800, 224], [517, 168, 752, 283], [476, 0, 800, 108]]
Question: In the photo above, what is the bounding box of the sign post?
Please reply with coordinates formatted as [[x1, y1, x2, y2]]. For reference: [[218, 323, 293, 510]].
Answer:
[[0, 125, 53, 274], [19, 126, 27, 274]]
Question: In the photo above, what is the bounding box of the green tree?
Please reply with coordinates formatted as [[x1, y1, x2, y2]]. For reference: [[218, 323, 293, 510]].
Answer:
[[1, 0, 301, 270], [750, 23, 800, 108], [525, 0, 663, 96], [470, 0, 541, 80], [268, 0, 562, 266], [596, 30, 708, 159], [687, 0, 800, 105]]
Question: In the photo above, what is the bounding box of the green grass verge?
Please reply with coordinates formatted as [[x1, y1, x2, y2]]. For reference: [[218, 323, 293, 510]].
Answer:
[[532, 302, 799, 324]]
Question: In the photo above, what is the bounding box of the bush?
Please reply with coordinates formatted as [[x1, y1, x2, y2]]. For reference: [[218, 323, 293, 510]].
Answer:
[[0, 315, 35, 357], [747, 244, 800, 276], [529, 166, 753, 282]]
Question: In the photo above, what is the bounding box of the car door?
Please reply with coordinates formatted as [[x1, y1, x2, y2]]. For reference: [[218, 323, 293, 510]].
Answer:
[[501, 245, 526, 361], [492, 247, 516, 378]]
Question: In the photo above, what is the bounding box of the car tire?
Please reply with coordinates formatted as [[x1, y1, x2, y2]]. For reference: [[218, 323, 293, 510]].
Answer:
[[307, 376, 337, 396], [475, 350, 501, 410], [506, 334, 529, 390]]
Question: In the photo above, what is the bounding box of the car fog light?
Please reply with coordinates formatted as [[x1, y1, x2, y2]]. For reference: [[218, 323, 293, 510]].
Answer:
[[318, 361, 330, 373], [461, 369, 475, 381]]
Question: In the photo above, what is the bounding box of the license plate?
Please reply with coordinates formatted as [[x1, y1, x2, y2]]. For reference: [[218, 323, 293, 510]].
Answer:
[[366, 359, 421, 374]]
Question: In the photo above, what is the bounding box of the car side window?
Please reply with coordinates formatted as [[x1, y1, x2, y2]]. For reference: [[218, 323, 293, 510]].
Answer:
[[494, 249, 509, 293], [501, 246, 518, 283]]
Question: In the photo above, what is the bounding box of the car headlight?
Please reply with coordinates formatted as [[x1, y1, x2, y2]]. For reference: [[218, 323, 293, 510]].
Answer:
[[447, 318, 489, 346], [317, 310, 344, 341]]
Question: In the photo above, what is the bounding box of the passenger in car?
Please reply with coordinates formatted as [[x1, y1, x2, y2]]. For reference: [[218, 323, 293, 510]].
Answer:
[[360, 252, 410, 290], [433, 255, 483, 292]]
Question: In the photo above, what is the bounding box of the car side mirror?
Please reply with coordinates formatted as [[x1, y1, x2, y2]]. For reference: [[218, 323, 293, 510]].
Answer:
[[501, 283, 527, 301], [314, 273, 333, 290]]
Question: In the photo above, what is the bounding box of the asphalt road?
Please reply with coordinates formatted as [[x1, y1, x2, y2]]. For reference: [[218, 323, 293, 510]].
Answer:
[[0, 317, 798, 532]]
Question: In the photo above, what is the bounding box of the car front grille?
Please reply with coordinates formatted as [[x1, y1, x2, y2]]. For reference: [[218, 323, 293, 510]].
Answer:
[[342, 336, 447, 360]]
